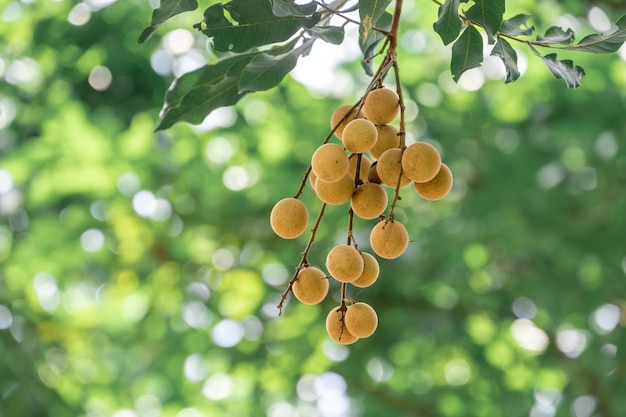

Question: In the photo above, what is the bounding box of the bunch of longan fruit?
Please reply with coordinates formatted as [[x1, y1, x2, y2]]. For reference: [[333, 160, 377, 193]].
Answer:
[[270, 86, 453, 344]]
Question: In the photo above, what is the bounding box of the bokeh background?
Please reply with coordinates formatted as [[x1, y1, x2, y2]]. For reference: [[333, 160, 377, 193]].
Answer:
[[1, 1, 625, 416]]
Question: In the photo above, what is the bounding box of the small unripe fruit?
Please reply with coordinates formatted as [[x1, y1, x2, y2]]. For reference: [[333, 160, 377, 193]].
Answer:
[[348, 154, 372, 183], [351, 182, 388, 220], [326, 307, 358, 344], [270, 198, 309, 239], [326, 244, 364, 283], [370, 125, 400, 160], [315, 174, 354, 205], [344, 302, 378, 338], [330, 104, 362, 140], [311, 143, 349, 183], [362, 87, 399, 124], [401, 142, 441, 183], [414, 163, 453, 201], [342, 119, 378, 154], [369, 219, 409, 259], [376, 148, 411, 188], [351, 252, 380, 288], [292, 267, 329, 305]]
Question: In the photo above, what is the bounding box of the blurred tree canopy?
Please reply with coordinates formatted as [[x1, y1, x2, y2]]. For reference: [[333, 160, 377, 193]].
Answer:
[[1, 1, 625, 417]]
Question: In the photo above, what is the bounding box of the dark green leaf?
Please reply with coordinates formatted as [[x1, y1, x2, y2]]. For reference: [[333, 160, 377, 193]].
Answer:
[[564, 15, 626, 53], [359, 12, 393, 76], [534, 26, 575, 45], [499, 14, 534, 36], [157, 57, 255, 130], [451, 25, 484, 82], [359, 0, 393, 39], [270, 0, 317, 17], [138, 0, 198, 44], [306, 26, 345, 45], [239, 39, 315, 93], [490, 37, 519, 83], [541, 53, 585, 88], [195, 0, 320, 53], [433, 0, 462, 45], [464, 0, 505, 44]]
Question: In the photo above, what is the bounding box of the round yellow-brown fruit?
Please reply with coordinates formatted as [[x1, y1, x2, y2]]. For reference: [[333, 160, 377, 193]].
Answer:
[[370, 125, 400, 160], [401, 142, 441, 183], [311, 143, 349, 183], [315, 174, 354, 205], [348, 154, 372, 183], [414, 163, 453, 201], [351, 182, 388, 220], [292, 266, 329, 305], [325, 244, 364, 283], [376, 148, 411, 188], [330, 104, 362, 140], [344, 302, 378, 338], [351, 252, 380, 288], [342, 118, 378, 154], [326, 307, 358, 345], [369, 219, 409, 259], [270, 198, 309, 239], [362, 87, 399, 125]]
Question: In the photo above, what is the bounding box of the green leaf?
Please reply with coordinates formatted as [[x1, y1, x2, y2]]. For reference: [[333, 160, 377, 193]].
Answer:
[[541, 53, 585, 88], [564, 15, 626, 53], [499, 14, 534, 36], [306, 26, 345, 45], [270, 0, 317, 17], [433, 0, 462, 45], [359, 0, 393, 39], [195, 0, 320, 53], [138, 0, 198, 44], [451, 25, 484, 82], [157, 56, 256, 130], [239, 38, 315, 93], [463, 0, 505, 44], [359, 12, 393, 76], [490, 37, 519, 83], [534, 26, 575, 45]]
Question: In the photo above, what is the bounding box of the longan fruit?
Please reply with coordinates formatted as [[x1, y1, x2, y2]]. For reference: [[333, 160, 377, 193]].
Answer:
[[309, 170, 317, 188], [370, 125, 400, 160], [311, 143, 349, 183], [376, 148, 411, 188], [351, 182, 388, 220], [414, 163, 453, 201], [348, 154, 372, 183], [342, 118, 378, 154], [326, 306, 358, 345], [325, 244, 364, 283], [401, 142, 442, 183], [270, 198, 309, 239], [351, 252, 380, 288], [344, 302, 378, 338], [362, 87, 399, 125], [367, 162, 381, 184], [292, 266, 329, 305], [315, 174, 354, 205], [330, 104, 362, 140], [369, 219, 409, 259]]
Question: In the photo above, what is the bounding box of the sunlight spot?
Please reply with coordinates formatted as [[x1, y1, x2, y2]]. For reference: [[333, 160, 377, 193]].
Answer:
[[568, 167, 597, 193], [297, 375, 318, 401], [177, 408, 203, 417], [243, 315, 263, 340], [2, 2, 22, 22], [133, 190, 157, 217], [619, 43, 626, 62], [511, 319, 549, 353], [367, 357, 394, 383], [223, 164, 259, 191], [8, 208, 28, 232], [211, 318, 244, 347], [512, 296, 537, 319], [112, 410, 138, 417], [88, 65, 112, 91], [268, 402, 295, 417], [122, 293, 149, 322], [315, 374, 350, 417], [592, 303, 620, 334], [0, 98, 17, 129], [457, 68, 484, 91], [494, 128, 520, 155], [85, 0, 117, 10], [594, 131, 618, 160], [6, 58, 42, 88], [482, 55, 506, 81], [536, 162, 566, 190], [202, 373, 233, 400], [205, 136, 236, 164], [588, 7, 612, 32], [444, 358, 471, 386], [196, 107, 237, 132], [0, 304, 13, 330], [81, 228, 105, 252], [135, 395, 161, 417], [68, 3, 91, 26], [185, 282, 211, 301], [401, 30, 429, 53], [173, 49, 205, 77], [556, 14, 581, 34], [150, 49, 174, 76], [164, 29, 195, 54], [117, 173, 141, 196], [34, 272, 61, 312], [182, 300, 211, 329], [322, 339, 350, 362], [416, 82, 442, 107], [262, 263, 289, 286], [184, 354, 210, 382], [571, 395, 596, 417], [556, 327, 587, 358], [212, 247, 235, 271]]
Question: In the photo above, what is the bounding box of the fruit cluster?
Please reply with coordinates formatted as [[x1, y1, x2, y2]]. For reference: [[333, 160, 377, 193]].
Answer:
[[270, 85, 453, 344]]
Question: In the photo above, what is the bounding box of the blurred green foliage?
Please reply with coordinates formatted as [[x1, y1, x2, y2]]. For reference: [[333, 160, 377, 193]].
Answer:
[[1, 1, 625, 417]]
